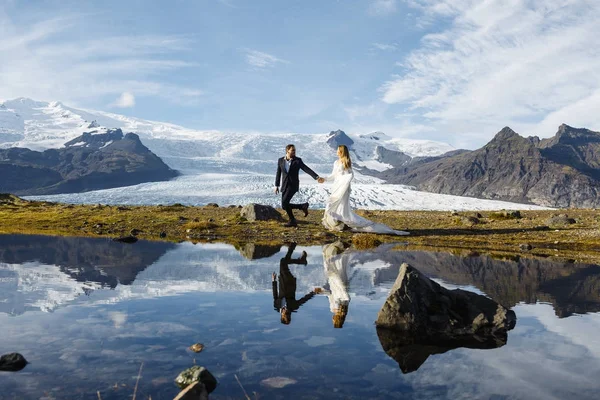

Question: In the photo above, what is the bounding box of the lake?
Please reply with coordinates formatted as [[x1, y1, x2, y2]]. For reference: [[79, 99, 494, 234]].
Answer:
[[1, 234, 599, 399]]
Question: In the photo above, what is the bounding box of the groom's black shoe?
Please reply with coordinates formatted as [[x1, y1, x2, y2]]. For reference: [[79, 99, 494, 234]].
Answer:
[[299, 251, 308, 264], [284, 220, 298, 228], [302, 203, 309, 217]]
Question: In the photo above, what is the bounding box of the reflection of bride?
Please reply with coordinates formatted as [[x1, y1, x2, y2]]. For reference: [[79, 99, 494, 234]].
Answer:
[[320, 145, 409, 235], [316, 242, 352, 328]]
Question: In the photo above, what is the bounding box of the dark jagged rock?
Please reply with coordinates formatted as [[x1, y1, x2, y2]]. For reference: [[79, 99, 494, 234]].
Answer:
[[376, 263, 516, 340], [0, 353, 28, 372], [0, 128, 178, 195], [375, 263, 516, 373], [240, 203, 283, 222], [326, 130, 354, 150], [380, 124, 600, 208], [175, 366, 218, 393]]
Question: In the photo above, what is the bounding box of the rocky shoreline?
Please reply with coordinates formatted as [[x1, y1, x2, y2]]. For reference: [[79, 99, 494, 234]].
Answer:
[[2, 194, 600, 262]]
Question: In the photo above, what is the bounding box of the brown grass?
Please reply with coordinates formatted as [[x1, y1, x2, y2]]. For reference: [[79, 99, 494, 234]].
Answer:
[[2, 196, 600, 262]]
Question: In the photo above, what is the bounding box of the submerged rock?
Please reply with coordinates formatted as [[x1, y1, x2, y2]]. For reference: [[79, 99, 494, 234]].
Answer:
[[175, 366, 218, 393], [240, 203, 283, 222], [189, 343, 204, 353], [0, 353, 28, 372], [376, 263, 516, 341]]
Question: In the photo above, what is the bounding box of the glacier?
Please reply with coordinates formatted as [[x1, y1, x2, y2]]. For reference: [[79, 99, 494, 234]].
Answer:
[[0, 98, 549, 210]]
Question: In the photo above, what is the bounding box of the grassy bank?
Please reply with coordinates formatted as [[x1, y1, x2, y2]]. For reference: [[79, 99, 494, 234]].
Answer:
[[2, 194, 600, 263]]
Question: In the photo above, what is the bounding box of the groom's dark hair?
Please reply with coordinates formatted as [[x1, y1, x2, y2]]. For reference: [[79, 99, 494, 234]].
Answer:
[[286, 144, 295, 151]]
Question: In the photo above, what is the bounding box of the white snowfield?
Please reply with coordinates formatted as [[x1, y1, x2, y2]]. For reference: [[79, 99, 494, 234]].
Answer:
[[0, 97, 549, 211]]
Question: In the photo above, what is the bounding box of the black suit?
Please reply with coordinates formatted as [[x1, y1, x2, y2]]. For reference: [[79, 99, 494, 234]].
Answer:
[[273, 244, 315, 313], [275, 156, 319, 222]]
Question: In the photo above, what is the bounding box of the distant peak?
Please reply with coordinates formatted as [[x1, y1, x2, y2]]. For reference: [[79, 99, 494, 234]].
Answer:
[[3, 97, 48, 108], [493, 127, 521, 141], [328, 129, 347, 137], [553, 123, 599, 142], [360, 131, 390, 141], [326, 129, 354, 149], [87, 120, 100, 129]]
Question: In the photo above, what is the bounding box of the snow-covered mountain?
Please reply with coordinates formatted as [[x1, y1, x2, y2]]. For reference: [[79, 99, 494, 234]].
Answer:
[[0, 98, 548, 210]]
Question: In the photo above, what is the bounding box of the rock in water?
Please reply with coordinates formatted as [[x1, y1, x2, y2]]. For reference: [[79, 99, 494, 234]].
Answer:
[[376, 263, 516, 340], [240, 204, 283, 222], [175, 366, 218, 393], [112, 236, 138, 243], [189, 343, 204, 353], [0, 353, 28, 372]]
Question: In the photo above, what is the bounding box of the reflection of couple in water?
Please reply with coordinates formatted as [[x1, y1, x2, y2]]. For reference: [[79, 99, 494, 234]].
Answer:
[[272, 242, 351, 328]]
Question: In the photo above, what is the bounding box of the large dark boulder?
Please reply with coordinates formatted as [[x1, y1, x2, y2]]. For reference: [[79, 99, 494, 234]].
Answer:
[[0, 353, 28, 372], [240, 204, 283, 222], [0, 128, 178, 195], [376, 263, 516, 340], [375, 263, 517, 373]]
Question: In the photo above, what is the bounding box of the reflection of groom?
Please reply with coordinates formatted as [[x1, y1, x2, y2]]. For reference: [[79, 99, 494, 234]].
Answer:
[[272, 243, 315, 325], [275, 144, 324, 227]]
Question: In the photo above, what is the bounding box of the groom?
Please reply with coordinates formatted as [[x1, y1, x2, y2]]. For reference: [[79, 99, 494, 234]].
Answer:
[[275, 144, 324, 227]]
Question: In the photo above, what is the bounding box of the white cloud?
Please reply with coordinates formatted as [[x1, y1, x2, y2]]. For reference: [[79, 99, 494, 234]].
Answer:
[[368, 0, 398, 16], [112, 92, 136, 108], [380, 0, 600, 145], [244, 49, 289, 68], [0, 10, 202, 106]]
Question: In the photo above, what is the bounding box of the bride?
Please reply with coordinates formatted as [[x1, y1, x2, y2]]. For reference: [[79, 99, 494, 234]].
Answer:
[[319, 145, 409, 235]]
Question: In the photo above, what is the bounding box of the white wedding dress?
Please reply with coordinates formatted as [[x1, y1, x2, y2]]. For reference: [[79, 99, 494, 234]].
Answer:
[[322, 160, 409, 235], [321, 242, 351, 313]]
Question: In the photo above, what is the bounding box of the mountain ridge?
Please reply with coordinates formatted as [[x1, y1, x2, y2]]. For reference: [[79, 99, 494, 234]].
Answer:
[[381, 124, 600, 208]]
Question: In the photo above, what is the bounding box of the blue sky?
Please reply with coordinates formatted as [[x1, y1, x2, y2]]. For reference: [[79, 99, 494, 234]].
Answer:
[[1, 0, 600, 147]]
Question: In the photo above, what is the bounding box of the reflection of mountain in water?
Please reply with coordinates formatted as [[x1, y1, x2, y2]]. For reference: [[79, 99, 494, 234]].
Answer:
[[363, 247, 600, 318], [2, 236, 599, 319], [0, 234, 176, 315]]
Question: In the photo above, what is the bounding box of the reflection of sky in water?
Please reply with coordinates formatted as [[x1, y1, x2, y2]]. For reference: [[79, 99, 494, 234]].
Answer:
[[0, 236, 599, 399]]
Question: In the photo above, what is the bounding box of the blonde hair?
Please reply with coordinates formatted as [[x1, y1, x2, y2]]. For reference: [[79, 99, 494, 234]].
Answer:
[[332, 304, 349, 328], [338, 145, 352, 170]]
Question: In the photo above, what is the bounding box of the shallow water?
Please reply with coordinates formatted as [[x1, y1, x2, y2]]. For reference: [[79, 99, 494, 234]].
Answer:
[[0, 234, 599, 399]]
